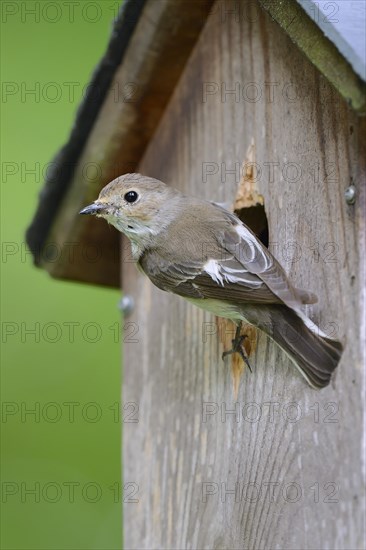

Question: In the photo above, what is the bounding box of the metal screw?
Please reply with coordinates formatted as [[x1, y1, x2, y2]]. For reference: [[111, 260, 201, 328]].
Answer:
[[118, 295, 134, 317], [344, 185, 356, 205]]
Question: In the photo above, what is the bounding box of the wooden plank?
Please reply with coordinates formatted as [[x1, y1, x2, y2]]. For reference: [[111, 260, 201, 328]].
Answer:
[[122, 1, 365, 548], [38, 0, 214, 287]]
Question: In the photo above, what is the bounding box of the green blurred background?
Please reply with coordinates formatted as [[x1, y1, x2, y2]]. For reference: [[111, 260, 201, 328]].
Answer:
[[1, 2, 123, 548]]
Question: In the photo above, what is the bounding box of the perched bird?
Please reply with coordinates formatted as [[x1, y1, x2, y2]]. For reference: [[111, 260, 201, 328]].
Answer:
[[80, 173, 343, 389]]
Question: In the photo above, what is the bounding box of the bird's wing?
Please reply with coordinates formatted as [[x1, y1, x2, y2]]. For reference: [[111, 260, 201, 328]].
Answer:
[[139, 204, 315, 309], [139, 241, 283, 305], [216, 220, 307, 310]]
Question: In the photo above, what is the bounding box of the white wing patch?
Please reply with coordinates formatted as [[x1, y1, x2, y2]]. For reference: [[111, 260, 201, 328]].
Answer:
[[235, 224, 272, 271], [203, 258, 263, 288], [204, 259, 224, 286]]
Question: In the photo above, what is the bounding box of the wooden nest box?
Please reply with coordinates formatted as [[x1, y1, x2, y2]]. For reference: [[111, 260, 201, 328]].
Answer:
[[27, 1, 365, 548]]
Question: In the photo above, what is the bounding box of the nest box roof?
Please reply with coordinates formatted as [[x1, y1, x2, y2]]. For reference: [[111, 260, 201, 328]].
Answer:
[[26, 0, 366, 288]]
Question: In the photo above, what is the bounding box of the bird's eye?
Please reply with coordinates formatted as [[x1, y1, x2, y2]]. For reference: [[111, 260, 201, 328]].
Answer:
[[124, 190, 139, 203]]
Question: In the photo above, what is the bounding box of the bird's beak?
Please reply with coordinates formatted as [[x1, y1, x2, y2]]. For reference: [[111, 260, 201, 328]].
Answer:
[[79, 203, 104, 216]]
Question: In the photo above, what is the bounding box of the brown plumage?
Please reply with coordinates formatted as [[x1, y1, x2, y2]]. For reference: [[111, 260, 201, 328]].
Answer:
[[80, 173, 343, 389]]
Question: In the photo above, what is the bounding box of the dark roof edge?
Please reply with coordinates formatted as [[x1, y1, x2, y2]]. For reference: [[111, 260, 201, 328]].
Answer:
[[26, 0, 147, 261]]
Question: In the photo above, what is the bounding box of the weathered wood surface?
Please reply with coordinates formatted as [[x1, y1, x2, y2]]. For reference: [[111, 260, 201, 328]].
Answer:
[[123, 2, 365, 548]]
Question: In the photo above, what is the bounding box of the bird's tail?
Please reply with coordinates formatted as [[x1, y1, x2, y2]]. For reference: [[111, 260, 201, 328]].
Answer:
[[246, 305, 343, 389]]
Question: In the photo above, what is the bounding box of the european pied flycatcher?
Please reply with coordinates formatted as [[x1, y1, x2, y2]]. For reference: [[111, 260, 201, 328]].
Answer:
[[80, 173, 342, 389]]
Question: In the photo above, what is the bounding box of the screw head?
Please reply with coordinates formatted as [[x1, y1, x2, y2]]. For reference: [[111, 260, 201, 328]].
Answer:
[[118, 295, 134, 317], [345, 185, 356, 205]]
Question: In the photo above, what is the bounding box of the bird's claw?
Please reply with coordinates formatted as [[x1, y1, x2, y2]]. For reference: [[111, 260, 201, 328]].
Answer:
[[222, 322, 253, 373]]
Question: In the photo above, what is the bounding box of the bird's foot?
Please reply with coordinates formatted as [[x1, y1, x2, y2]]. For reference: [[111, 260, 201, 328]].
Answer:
[[222, 322, 253, 373]]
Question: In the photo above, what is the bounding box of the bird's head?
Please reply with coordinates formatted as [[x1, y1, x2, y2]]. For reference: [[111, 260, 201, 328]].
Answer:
[[79, 173, 180, 250]]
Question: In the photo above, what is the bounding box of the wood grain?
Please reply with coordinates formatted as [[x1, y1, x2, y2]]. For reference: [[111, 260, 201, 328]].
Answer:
[[123, 2, 365, 548]]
